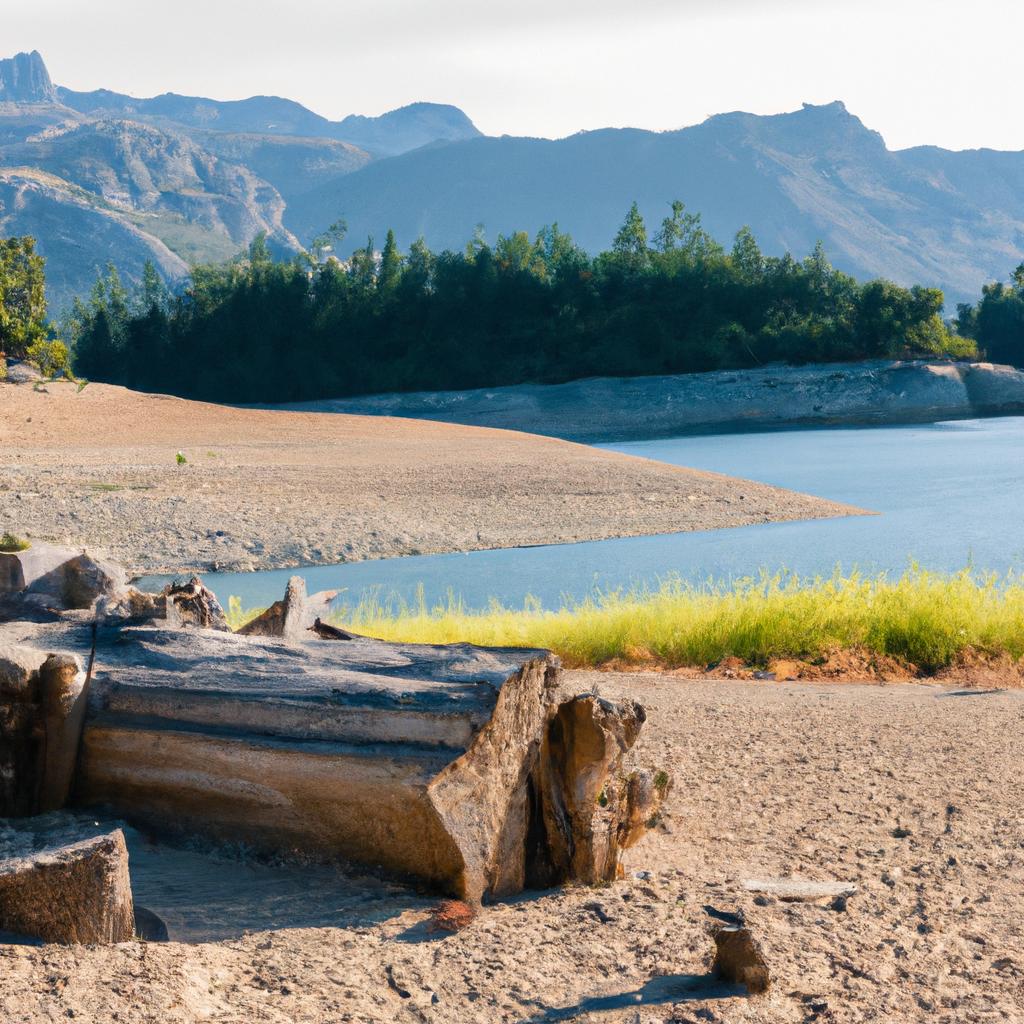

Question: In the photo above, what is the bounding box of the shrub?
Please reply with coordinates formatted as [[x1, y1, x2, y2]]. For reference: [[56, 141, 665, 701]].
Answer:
[[25, 338, 70, 378], [0, 532, 30, 552]]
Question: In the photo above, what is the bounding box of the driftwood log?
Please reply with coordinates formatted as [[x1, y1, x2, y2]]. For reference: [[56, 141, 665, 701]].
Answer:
[[1, 563, 669, 907]]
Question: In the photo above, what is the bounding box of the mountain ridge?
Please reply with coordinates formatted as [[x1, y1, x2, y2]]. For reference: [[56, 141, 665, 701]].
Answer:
[[0, 51, 1022, 314], [0, 51, 481, 311], [287, 100, 1024, 305]]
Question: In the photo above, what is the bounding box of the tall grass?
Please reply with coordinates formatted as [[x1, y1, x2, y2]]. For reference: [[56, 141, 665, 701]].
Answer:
[[228, 569, 1024, 673]]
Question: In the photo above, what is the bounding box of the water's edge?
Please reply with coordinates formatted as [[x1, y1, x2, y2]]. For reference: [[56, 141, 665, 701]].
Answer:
[[271, 359, 1024, 443]]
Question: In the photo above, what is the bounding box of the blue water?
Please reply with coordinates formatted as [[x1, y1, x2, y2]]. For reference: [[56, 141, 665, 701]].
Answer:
[[139, 417, 1024, 611]]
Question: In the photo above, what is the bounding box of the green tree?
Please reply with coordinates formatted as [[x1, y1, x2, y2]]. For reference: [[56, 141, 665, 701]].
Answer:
[[309, 219, 348, 265], [730, 227, 765, 281], [0, 236, 48, 359], [611, 202, 649, 270], [379, 229, 403, 294]]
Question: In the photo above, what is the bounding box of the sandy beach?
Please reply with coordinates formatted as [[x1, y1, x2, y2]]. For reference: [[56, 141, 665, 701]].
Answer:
[[0, 380, 861, 574], [1, 672, 1019, 1023]]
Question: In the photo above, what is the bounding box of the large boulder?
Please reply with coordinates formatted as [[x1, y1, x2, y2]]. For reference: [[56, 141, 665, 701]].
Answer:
[[0, 821, 134, 945], [0, 542, 81, 597], [26, 552, 127, 611]]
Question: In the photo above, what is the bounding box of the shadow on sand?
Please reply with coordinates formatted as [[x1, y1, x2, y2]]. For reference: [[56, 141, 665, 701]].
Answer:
[[517, 972, 745, 1021]]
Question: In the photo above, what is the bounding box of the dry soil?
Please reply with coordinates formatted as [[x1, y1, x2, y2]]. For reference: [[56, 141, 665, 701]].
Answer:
[[0, 380, 862, 574], [2, 672, 1020, 1023]]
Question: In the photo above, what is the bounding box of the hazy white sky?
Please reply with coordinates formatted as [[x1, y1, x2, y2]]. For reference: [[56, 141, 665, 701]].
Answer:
[[7, 0, 1023, 151]]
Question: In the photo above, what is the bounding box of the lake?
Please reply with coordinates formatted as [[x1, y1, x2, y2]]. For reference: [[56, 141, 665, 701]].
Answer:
[[139, 416, 1024, 611]]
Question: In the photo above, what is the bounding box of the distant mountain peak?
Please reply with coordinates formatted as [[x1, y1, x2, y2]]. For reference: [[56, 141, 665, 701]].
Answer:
[[801, 99, 849, 113], [0, 50, 56, 103], [336, 102, 481, 156]]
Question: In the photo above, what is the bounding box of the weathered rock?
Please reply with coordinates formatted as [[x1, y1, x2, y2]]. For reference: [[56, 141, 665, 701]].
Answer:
[[164, 577, 229, 630], [97, 586, 165, 623], [742, 878, 857, 903], [527, 695, 669, 887], [26, 553, 127, 611], [713, 925, 771, 994], [0, 542, 81, 597], [72, 624, 560, 901], [0, 825, 134, 944], [236, 574, 318, 641], [1, 571, 670, 902]]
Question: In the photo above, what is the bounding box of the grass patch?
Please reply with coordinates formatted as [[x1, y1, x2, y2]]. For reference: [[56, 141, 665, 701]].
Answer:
[[0, 532, 31, 553], [226, 568, 1024, 674]]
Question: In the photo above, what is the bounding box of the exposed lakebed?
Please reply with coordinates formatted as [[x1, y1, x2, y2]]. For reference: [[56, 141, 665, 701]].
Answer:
[[139, 416, 1024, 611]]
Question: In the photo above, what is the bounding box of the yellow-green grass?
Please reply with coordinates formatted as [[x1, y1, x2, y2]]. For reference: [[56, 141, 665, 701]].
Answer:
[[227, 568, 1024, 673]]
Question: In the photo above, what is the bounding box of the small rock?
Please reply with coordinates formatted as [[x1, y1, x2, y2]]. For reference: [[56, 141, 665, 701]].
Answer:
[[583, 901, 613, 924], [742, 878, 857, 903], [712, 925, 770, 994]]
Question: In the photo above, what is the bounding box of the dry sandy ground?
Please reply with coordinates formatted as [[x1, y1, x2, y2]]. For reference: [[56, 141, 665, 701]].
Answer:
[[0, 380, 861, 574], [2, 673, 1021, 1023]]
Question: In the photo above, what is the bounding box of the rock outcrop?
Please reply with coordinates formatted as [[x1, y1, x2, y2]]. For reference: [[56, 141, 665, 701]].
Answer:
[[0, 51, 56, 103], [294, 359, 1024, 442]]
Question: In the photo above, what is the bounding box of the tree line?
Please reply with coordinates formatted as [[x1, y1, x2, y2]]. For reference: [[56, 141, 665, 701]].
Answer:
[[7, 203, 1024, 401], [955, 265, 1024, 365]]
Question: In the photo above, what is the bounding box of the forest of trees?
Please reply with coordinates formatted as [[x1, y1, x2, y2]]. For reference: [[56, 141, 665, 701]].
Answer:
[[955, 265, 1024, 367], [21, 203, 1009, 402]]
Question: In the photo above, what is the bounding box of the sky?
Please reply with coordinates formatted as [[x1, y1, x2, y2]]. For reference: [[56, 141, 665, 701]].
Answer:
[[6, 0, 1024, 151]]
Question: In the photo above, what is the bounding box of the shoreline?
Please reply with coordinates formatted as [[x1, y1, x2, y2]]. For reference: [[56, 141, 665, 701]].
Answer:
[[0, 380, 862, 575], [280, 358, 1024, 443]]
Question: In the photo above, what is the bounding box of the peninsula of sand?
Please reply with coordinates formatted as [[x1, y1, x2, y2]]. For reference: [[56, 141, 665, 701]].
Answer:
[[0, 377, 861, 574]]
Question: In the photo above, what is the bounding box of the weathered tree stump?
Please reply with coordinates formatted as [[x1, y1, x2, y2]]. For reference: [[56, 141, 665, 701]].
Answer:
[[1, 561, 670, 904], [236, 575, 339, 640], [0, 645, 87, 817], [0, 822, 134, 945]]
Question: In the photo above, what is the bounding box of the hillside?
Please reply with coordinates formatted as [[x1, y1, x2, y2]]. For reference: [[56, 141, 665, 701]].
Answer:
[[289, 101, 1024, 306], [1, 50, 1023, 313], [0, 51, 480, 311]]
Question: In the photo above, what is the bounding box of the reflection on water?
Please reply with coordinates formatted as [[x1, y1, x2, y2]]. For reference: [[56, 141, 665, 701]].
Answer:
[[138, 417, 1024, 612]]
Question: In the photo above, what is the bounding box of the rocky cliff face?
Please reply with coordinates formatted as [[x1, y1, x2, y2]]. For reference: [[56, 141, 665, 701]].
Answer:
[[0, 51, 480, 312], [0, 51, 56, 104]]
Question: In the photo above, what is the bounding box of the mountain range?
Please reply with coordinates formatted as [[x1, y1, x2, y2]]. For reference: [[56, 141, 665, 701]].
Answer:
[[1, 50, 1022, 313]]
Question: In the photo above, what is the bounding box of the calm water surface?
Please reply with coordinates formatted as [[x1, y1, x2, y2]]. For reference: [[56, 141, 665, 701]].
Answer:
[[140, 417, 1024, 610]]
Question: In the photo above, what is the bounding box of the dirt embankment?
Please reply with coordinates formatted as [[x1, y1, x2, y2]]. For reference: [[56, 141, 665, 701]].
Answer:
[[0, 380, 862, 574], [1, 673, 1021, 1023], [289, 359, 1024, 442]]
